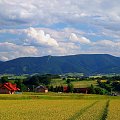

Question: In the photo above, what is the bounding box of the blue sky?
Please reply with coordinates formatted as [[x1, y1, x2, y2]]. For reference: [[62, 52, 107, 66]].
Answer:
[[0, 0, 120, 61]]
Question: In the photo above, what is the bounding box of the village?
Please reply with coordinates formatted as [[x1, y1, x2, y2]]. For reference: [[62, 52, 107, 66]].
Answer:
[[0, 74, 119, 95], [0, 81, 89, 94]]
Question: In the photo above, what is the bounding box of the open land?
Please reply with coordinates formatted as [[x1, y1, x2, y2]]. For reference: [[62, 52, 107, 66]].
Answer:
[[0, 93, 120, 120]]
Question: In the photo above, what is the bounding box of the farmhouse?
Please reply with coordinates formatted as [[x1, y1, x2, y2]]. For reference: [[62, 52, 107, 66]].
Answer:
[[0, 82, 20, 94], [74, 88, 89, 94], [63, 86, 68, 92], [35, 85, 48, 93]]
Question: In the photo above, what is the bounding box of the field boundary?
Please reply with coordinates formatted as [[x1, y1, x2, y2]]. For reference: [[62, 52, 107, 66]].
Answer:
[[100, 100, 110, 120], [68, 101, 98, 120]]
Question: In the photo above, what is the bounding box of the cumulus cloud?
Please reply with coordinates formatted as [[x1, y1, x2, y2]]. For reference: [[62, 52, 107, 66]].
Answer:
[[1, 26, 120, 61], [70, 33, 91, 44], [0, 42, 38, 61], [24, 27, 59, 47]]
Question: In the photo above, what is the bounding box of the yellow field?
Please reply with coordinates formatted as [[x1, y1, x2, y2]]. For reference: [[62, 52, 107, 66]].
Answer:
[[75, 100, 107, 120], [0, 100, 95, 120], [0, 93, 120, 120], [107, 100, 120, 120]]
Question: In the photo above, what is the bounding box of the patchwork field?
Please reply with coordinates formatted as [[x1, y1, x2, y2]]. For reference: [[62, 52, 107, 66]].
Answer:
[[0, 93, 120, 120], [51, 79, 97, 88]]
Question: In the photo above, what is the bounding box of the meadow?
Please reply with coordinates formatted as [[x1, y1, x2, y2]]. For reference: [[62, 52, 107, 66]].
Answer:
[[0, 93, 120, 120], [50, 78, 97, 88]]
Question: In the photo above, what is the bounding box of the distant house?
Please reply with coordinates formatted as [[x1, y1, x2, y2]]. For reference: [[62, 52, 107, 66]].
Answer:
[[0, 82, 20, 94], [63, 86, 68, 92], [74, 88, 89, 94], [35, 85, 48, 93]]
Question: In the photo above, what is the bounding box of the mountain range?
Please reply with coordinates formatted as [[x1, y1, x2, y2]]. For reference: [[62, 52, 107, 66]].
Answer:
[[0, 54, 120, 75]]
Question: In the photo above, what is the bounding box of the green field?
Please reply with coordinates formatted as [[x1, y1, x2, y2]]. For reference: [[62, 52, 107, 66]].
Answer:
[[50, 79, 97, 88], [0, 93, 120, 120]]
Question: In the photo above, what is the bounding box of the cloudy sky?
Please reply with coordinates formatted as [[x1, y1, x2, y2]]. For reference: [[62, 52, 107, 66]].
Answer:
[[0, 0, 120, 61]]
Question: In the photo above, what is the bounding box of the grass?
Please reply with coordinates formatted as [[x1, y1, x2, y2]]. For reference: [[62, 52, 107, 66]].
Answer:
[[50, 78, 98, 88], [71, 80, 97, 88], [0, 92, 120, 100]]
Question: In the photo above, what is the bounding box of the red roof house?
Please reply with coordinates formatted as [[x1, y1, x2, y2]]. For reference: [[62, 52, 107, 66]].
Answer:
[[0, 82, 20, 94]]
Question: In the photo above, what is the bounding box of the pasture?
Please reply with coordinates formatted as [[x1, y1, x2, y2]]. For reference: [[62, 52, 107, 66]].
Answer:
[[0, 93, 120, 120], [50, 78, 97, 88]]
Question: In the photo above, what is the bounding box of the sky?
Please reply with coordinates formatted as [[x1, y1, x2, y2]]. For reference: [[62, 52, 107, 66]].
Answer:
[[0, 0, 120, 61]]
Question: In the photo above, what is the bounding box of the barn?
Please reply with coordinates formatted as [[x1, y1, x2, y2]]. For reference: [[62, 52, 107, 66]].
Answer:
[[0, 82, 20, 94], [74, 88, 89, 94], [35, 85, 48, 93]]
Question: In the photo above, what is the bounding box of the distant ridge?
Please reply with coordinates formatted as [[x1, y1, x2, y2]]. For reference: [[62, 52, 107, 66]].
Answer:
[[0, 54, 120, 75]]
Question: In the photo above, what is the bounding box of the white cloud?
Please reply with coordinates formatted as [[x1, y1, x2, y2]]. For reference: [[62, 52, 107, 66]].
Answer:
[[24, 27, 59, 47], [1, 26, 120, 60], [70, 33, 91, 44], [0, 42, 38, 61], [93, 40, 120, 48], [0, 0, 120, 31]]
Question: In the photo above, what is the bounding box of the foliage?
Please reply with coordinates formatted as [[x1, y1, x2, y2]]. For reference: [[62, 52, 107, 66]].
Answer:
[[0, 76, 9, 83], [111, 82, 120, 91], [66, 79, 71, 84], [67, 83, 74, 93], [24, 74, 51, 86], [89, 84, 96, 94], [89, 84, 109, 95], [15, 79, 27, 92]]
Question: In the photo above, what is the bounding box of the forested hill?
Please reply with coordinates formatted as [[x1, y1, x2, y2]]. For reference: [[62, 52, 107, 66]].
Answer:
[[0, 61, 3, 64], [0, 54, 120, 75]]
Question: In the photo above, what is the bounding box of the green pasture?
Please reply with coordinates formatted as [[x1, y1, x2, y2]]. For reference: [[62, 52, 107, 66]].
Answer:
[[50, 78, 97, 88]]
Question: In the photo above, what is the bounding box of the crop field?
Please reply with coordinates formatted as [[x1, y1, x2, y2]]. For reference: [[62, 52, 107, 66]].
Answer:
[[0, 94, 120, 120], [107, 100, 120, 120], [51, 78, 97, 88]]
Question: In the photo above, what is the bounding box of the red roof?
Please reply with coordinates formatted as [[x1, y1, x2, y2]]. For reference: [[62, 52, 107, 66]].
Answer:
[[1, 82, 20, 91]]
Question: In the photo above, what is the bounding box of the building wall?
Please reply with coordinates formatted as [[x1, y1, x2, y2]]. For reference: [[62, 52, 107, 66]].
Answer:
[[0, 88, 10, 94], [36, 88, 48, 93]]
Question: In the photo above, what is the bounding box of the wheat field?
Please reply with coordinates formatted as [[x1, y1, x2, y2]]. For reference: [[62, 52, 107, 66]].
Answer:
[[0, 94, 119, 120]]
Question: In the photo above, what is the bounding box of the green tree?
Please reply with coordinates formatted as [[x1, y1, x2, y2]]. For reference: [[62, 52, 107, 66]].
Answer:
[[0, 76, 9, 83], [67, 83, 74, 93], [89, 84, 96, 94], [49, 85, 54, 92], [66, 79, 71, 84], [15, 79, 27, 92]]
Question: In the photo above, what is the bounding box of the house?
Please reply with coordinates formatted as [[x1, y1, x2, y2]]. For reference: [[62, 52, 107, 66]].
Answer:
[[63, 86, 68, 92], [35, 85, 48, 93], [0, 82, 20, 94], [74, 88, 89, 94]]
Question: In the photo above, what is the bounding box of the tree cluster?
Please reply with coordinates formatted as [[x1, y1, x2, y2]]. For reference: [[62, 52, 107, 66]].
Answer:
[[89, 84, 109, 95]]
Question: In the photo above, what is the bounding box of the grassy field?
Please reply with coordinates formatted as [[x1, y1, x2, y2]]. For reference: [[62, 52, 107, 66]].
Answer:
[[50, 78, 97, 88], [0, 93, 120, 120]]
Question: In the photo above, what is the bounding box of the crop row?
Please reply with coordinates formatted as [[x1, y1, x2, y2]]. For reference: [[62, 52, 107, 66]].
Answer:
[[107, 100, 120, 120], [0, 99, 119, 120]]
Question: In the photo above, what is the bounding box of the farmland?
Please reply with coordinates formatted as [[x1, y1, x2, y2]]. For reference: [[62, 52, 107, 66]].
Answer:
[[0, 93, 120, 120], [50, 78, 97, 88]]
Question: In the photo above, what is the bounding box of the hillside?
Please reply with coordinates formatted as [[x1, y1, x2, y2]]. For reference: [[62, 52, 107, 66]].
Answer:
[[0, 61, 3, 63], [0, 54, 120, 75]]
